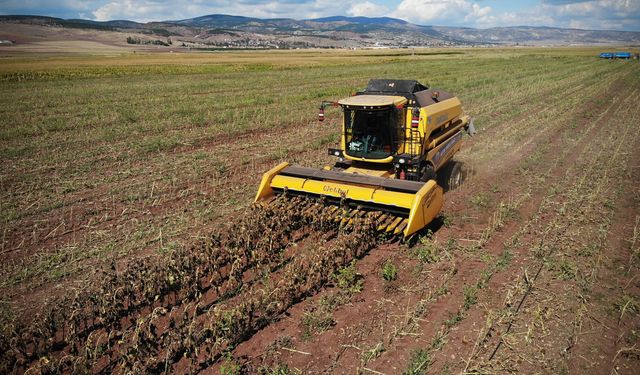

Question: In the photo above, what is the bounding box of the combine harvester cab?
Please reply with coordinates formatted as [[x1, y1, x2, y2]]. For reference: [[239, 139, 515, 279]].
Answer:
[[256, 79, 475, 238]]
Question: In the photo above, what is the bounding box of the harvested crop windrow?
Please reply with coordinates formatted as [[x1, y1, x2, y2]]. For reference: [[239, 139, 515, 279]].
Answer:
[[0, 197, 382, 374]]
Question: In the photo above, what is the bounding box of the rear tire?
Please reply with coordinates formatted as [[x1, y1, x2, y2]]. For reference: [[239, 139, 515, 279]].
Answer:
[[439, 161, 464, 191]]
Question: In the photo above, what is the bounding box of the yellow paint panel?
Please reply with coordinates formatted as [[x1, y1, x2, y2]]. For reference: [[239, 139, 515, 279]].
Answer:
[[425, 116, 469, 150], [404, 180, 444, 237], [269, 175, 416, 209], [343, 154, 394, 164], [254, 162, 289, 202], [421, 97, 463, 134], [342, 166, 395, 178]]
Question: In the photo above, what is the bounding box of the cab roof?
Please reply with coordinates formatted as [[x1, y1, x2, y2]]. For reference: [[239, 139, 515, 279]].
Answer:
[[338, 95, 407, 108], [363, 79, 428, 96]]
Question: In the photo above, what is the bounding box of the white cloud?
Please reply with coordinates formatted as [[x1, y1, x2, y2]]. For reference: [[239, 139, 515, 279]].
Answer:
[[466, 7, 557, 29], [533, 0, 640, 30], [391, 0, 640, 30], [347, 1, 389, 17], [384, 0, 640, 30], [93, 0, 166, 21], [90, 0, 359, 22], [391, 0, 492, 25]]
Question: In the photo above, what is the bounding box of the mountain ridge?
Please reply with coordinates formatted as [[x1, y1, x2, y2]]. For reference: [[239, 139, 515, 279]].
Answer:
[[1, 13, 639, 48]]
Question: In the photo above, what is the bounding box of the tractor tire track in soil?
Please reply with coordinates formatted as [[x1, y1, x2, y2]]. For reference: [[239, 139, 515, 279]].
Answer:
[[431, 71, 638, 373], [463, 85, 640, 374]]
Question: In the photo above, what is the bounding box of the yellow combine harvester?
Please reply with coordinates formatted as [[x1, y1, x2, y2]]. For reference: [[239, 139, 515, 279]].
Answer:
[[255, 79, 475, 238]]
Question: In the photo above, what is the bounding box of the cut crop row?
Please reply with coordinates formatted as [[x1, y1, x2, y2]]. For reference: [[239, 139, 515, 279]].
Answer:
[[0, 196, 375, 374]]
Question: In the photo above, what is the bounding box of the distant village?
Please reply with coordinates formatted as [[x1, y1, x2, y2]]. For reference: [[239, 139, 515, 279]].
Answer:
[[126, 34, 479, 50]]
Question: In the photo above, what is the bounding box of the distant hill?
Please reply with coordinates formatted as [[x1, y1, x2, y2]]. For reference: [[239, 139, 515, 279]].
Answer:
[[308, 16, 409, 25], [172, 14, 263, 28], [1, 14, 639, 50], [433, 25, 640, 45]]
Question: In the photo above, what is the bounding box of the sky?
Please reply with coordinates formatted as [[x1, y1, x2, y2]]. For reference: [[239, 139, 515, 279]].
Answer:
[[0, 0, 639, 31]]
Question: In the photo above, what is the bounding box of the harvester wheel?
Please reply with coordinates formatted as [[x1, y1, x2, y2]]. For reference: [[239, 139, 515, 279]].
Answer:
[[419, 163, 436, 182], [439, 161, 464, 191]]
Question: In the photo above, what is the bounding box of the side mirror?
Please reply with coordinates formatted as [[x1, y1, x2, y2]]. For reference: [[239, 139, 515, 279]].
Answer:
[[318, 101, 339, 122]]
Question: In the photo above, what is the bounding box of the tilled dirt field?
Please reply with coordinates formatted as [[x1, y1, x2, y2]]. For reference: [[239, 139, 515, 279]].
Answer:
[[1, 49, 639, 374]]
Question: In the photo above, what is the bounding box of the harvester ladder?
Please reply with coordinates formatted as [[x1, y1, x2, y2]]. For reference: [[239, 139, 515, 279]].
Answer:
[[408, 127, 422, 157]]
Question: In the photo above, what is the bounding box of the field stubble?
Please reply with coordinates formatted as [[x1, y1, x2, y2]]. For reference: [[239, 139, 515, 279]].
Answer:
[[1, 47, 639, 373]]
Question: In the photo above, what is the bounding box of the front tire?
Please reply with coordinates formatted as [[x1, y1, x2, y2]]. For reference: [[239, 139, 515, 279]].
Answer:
[[419, 163, 436, 182]]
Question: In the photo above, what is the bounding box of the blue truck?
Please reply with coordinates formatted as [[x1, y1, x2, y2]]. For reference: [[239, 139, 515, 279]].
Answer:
[[614, 52, 632, 59]]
